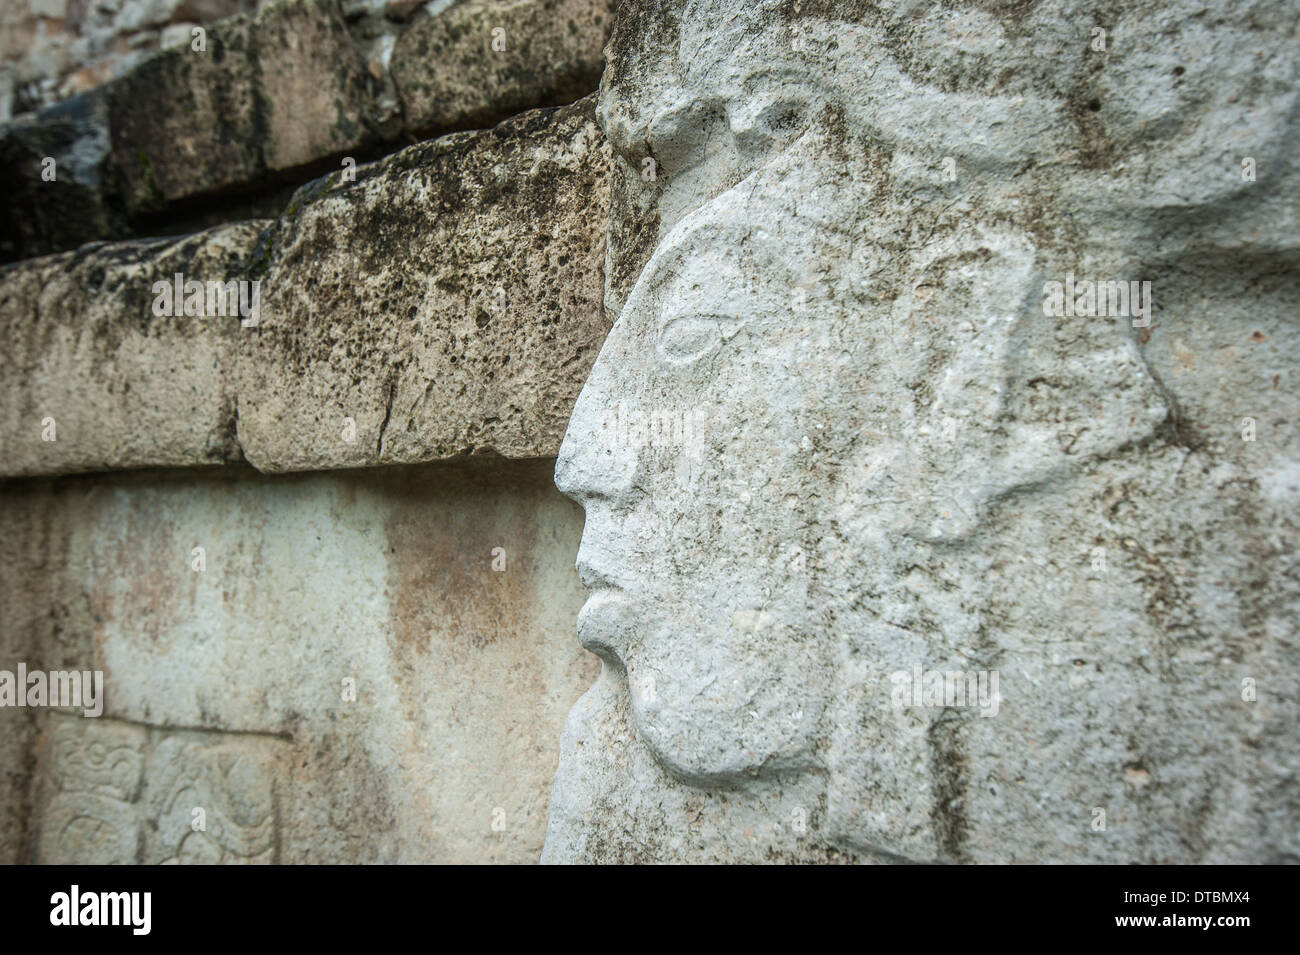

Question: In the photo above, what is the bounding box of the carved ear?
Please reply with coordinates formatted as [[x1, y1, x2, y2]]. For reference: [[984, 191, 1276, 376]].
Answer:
[[835, 227, 1169, 546]]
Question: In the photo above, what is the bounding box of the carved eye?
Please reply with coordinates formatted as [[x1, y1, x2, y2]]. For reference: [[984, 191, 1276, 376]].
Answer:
[[658, 313, 742, 364], [729, 90, 811, 155], [755, 99, 806, 139]]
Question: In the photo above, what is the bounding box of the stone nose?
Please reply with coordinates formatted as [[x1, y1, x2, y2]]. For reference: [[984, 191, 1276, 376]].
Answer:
[[554, 379, 647, 510]]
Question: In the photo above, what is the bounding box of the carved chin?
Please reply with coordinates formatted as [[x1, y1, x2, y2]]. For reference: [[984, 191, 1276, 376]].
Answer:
[[628, 694, 821, 786]]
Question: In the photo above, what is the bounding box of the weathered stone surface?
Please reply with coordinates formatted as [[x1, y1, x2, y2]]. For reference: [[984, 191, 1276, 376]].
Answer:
[[5, 458, 596, 863], [235, 95, 611, 472], [0, 0, 260, 120], [106, 0, 376, 217], [0, 480, 101, 863], [391, 0, 617, 139], [543, 0, 1300, 863], [0, 93, 126, 263], [0, 0, 369, 263], [0, 221, 267, 478], [1, 0, 617, 261], [32, 713, 293, 864], [0, 90, 300, 263], [0, 98, 609, 477]]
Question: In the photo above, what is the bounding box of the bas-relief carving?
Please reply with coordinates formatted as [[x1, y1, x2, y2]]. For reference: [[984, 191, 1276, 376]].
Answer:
[[36, 713, 287, 865], [544, 0, 1300, 862], [146, 737, 278, 865], [37, 718, 145, 865]]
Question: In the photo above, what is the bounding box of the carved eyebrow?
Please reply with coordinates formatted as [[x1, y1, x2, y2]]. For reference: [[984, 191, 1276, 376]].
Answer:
[[650, 252, 733, 294], [659, 311, 745, 327]]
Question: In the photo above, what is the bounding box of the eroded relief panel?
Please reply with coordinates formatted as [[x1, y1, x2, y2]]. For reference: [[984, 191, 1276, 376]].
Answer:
[[36, 717, 145, 865], [543, 0, 1300, 863], [35, 713, 289, 865]]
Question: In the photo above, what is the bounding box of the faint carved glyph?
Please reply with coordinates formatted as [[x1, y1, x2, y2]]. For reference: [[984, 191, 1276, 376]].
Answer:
[[36, 714, 288, 865]]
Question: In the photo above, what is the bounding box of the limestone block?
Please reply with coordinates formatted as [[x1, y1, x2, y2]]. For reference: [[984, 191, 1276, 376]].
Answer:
[[391, 0, 616, 139], [6, 459, 596, 863], [234, 95, 611, 472], [1, 0, 617, 260], [0, 97, 610, 477], [0, 221, 267, 477], [106, 0, 375, 216]]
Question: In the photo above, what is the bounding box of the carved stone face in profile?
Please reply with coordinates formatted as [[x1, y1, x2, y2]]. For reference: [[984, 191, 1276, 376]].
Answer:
[[556, 177, 848, 783], [548, 0, 1300, 863], [554, 0, 916, 789]]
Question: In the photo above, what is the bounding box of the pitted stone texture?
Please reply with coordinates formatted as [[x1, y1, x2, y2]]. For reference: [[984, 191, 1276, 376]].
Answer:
[[1, 0, 617, 261], [0, 221, 267, 478], [106, 0, 374, 217], [392, 0, 616, 139], [0, 0, 262, 121], [235, 95, 611, 473], [0, 99, 610, 478], [543, 0, 1300, 863]]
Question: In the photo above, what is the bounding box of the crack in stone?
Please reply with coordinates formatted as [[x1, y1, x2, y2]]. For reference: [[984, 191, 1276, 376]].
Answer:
[[375, 374, 397, 459]]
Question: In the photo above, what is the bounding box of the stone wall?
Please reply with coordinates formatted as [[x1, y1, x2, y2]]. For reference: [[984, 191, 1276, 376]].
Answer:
[[1, 0, 263, 120], [1, 460, 595, 863], [2, 96, 611, 476], [2, 0, 1297, 866], [1, 0, 614, 865], [1, 0, 617, 261]]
